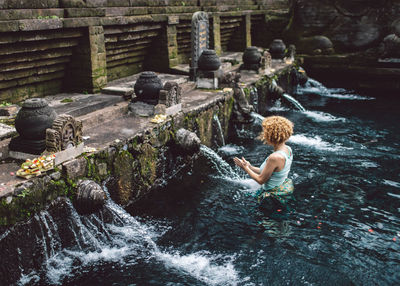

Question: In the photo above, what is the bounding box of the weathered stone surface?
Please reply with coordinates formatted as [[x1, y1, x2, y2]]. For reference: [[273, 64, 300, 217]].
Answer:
[[18, 19, 63, 31], [128, 101, 155, 117], [75, 180, 106, 213], [0, 0, 59, 9], [286, 0, 400, 52], [175, 128, 201, 154], [65, 8, 106, 17], [297, 35, 334, 55], [62, 17, 101, 27], [62, 156, 88, 180]]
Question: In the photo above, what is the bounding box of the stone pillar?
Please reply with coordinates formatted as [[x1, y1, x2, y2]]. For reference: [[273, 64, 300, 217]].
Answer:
[[66, 26, 107, 93], [244, 13, 252, 48], [88, 26, 107, 93], [167, 16, 179, 68], [212, 15, 222, 56]]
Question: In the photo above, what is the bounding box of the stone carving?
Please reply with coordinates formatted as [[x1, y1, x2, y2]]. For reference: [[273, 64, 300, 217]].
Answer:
[[261, 51, 272, 70], [190, 11, 209, 81], [175, 128, 201, 154], [220, 71, 240, 88], [157, 81, 182, 116], [46, 114, 83, 153], [160, 81, 182, 107], [133, 71, 162, 105], [75, 180, 106, 214], [9, 98, 56, 155]]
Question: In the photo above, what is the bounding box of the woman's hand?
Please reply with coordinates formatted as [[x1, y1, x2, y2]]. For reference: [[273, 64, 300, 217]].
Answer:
[[234, 157, 250, 169], [241, 157, 250, 168], [233, 157, 244, 169]]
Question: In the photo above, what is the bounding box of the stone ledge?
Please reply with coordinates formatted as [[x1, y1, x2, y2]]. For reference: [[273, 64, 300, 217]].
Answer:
[[18, 18, 63, 31]]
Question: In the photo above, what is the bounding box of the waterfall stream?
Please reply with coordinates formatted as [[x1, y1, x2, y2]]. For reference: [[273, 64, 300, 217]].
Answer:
[[281, 93, 306, 112], [212, 114, 225, 147]]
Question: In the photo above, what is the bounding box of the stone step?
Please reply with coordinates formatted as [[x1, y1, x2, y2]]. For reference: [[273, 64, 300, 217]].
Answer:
[[50, 93, 125, 118], [101, 86, 133, 97]]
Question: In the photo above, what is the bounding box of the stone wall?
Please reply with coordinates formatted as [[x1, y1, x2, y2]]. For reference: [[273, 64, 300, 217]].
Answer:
[[0, 0, 290, 102], [285, 0, 400, 53], [0, 91, 234, 227]]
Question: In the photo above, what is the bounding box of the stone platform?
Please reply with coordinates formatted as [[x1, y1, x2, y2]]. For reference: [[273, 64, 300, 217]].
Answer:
[[0, 52, 293, 226]]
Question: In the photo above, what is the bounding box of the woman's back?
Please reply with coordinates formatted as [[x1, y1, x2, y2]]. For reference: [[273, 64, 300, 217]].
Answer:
[[260, 145, 293, 190]]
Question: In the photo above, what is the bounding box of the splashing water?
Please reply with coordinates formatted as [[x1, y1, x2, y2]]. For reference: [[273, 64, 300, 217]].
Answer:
[[200, 145, 241, 180], [282, 93, 306, 112], [13, 183, 242, 286], [288, 134, 353, 151], [213, 114, 225, 146], [298, 78, 375, 100], [303, 110, 346, 122]]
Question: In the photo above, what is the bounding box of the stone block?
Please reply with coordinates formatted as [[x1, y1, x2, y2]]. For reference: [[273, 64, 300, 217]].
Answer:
[[0, 20, 19, 32], [55, 143, 85, 166], [0, 9, 33, 21], [62, 155, 87, 180], [65, 8, 106, 17], [18, 19, 63, 31], [168, 15, 179, 25], [107, 0, 130, 6], [62, 17, 101, 28], [128, 101, 155, 117], [0, 0, 59, 9]]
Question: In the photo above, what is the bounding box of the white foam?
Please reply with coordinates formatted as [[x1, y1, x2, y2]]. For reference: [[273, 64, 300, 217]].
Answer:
[[18, 272, 40, 286], [45, 254, 75, 285], [303, 110, 346, 122], [387, 192, 400, 199], [289, 134, 352, 151], [218, 144, 245, 156], [383, 180, 400, 188], [299, 78, 375, 100], [157, 250, 240, 286], [322, 92, 375, 100]]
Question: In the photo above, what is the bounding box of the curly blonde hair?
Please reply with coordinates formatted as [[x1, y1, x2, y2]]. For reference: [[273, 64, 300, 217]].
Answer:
[[259, 116, 293, 145]]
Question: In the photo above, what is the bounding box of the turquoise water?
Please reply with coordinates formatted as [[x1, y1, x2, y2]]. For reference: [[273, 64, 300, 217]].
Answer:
[[10, 82, 400, 285]]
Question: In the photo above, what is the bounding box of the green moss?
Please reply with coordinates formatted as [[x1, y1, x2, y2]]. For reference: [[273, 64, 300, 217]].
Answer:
[[60, 98, 73, 103]]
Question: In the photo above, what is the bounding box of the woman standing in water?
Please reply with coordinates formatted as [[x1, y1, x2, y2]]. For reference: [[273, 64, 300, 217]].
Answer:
[[234, 115, 294, 208]]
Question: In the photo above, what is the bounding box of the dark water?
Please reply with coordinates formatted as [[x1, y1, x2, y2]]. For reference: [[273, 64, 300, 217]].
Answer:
[[14, 80, 400, 285]]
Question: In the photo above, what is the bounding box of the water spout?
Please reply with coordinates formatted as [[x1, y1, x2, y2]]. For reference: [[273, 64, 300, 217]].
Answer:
[[212, 114, 225, 146], [282, 93, 306, 112]]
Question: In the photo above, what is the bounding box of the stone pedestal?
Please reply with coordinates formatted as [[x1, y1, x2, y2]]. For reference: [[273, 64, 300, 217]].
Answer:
[[128, 101, 155, 117], [196, 70, 219, 89]]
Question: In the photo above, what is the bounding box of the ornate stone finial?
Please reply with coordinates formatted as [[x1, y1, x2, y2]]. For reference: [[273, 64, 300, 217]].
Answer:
[[46, 114, 83, 153], [241, 46, 262, 72], [9, 98, 57, 155], [133, 71, 163, 105], [269, 39, 286, 59]]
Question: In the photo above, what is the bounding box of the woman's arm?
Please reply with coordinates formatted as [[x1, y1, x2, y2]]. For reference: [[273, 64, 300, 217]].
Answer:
[[233, 157, 261, 174], [242, 155, 279, 185]]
